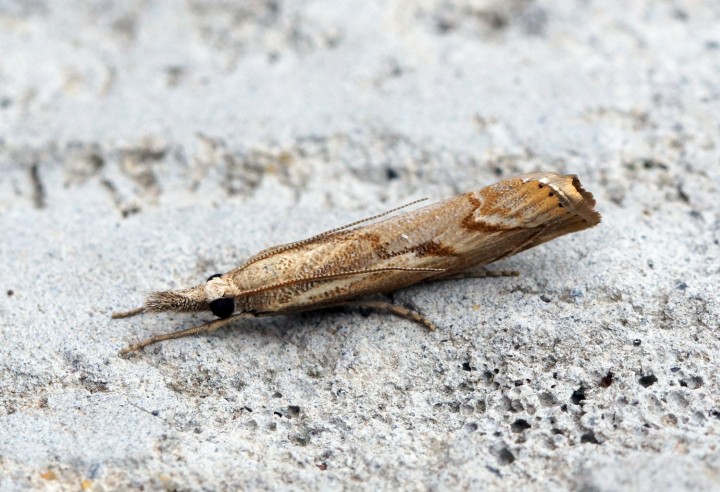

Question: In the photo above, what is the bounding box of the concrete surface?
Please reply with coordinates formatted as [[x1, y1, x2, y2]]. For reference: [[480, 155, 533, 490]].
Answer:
[[1, 0, 719, 490]]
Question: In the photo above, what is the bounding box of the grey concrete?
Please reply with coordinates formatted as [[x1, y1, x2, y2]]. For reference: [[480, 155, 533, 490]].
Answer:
[[1, 1, 719, 490]]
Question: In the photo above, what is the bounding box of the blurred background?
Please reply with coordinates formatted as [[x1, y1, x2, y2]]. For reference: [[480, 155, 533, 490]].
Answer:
[[3, 0, 717, 214], [1, 1, 719, 490]]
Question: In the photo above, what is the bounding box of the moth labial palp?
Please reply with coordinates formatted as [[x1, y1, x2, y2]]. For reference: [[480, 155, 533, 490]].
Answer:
[[113, 172, 601, 355]]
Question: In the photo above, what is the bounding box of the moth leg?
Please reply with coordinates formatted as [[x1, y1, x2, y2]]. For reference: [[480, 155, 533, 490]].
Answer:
[[429, 269, 520, 282], [340, 300, 437, 331], [119, 313, 256, 356]]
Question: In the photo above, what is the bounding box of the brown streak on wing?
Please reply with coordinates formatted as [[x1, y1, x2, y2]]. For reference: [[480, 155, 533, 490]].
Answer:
[[413, 241, 456, 257], [377, 240, 456, 260], [461, 194, 522, 233]]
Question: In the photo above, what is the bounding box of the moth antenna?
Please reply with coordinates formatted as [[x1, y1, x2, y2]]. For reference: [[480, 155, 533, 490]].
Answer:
[[237, 198, 429, 272], [232, 266, 446, 298]]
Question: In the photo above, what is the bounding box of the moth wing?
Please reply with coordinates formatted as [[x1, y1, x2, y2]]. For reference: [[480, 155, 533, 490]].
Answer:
[[455, 173, 601, 266], [239, 198, 428, 268]]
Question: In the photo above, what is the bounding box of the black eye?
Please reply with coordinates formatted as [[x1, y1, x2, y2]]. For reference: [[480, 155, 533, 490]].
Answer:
[[209, 298, 234, 318], [207, 273, 222, 282]]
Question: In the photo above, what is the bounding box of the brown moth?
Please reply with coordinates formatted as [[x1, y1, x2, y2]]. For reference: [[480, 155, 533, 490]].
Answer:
[[114, 172, 601, 355]]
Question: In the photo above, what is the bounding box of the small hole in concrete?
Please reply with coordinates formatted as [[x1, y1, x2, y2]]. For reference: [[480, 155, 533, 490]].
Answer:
[[511, 419, 531, 433], [571, 388, 586, 405], [581, 432, 600, 444], [639, 375, 658, 388], [497, 447, 515, 465]]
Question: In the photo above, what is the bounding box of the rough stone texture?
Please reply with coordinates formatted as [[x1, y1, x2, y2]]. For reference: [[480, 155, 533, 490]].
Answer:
[[1, 1, 719, 490]]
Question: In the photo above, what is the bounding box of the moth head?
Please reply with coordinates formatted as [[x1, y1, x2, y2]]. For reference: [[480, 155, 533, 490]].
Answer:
[[142, 272, 235, 318], [204, 273, 235, 319]]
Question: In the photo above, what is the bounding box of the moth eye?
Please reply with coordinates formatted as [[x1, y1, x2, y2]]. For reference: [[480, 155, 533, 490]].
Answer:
[[209, 298, 234, 318], [207, 273, 222, 282]]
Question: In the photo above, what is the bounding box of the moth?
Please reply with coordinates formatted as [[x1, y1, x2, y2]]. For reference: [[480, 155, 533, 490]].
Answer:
[[114, 172, 601, 355]]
